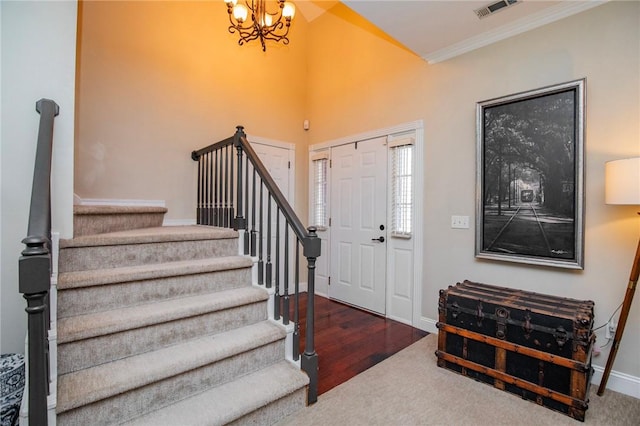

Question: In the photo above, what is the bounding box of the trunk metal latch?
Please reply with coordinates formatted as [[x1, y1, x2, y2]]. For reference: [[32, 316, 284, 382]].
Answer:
[[496, 307, 509, 339]]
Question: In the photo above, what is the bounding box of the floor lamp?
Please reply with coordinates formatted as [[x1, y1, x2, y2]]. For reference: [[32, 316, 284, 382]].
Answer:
[[597, 157, 640, 396]]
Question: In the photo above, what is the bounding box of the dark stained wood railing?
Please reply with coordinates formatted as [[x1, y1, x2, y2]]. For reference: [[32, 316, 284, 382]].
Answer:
[[192, 126, 320, 403], [19, 98, 59, 424]]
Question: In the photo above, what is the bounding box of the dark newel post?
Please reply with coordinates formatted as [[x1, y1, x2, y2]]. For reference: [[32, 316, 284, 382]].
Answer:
[[301, 226, 321, 404], [233, 126, 246, 232], [20, 239, 50, 426], [193, 152, 201, 224]]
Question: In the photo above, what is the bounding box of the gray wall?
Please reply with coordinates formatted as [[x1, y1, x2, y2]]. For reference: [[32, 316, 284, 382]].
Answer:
[[1, 0, 76, 354]]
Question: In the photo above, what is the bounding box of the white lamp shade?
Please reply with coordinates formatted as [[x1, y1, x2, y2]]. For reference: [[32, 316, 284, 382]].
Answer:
[[605, 157, 640, 205]]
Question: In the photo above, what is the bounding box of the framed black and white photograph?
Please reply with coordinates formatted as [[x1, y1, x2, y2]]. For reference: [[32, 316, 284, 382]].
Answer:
[[476, 79, 585, 269]]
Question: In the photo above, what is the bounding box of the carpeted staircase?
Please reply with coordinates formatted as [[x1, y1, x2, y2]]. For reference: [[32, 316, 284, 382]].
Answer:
[[54, 206, 309, 425]]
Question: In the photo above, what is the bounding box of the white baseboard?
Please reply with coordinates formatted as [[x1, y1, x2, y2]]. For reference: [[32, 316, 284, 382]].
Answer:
[[418, 316, 438, 334], [591, 364, 640, 399], [163, 219, 197, 226], [315, 290, 328, 298]]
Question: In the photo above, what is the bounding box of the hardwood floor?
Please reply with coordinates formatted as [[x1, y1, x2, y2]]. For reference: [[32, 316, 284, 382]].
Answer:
[[288, 293, 429, 395]]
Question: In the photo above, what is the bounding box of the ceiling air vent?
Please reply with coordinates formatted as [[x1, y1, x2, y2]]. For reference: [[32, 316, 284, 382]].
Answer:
[[474, 0, 520, 19]]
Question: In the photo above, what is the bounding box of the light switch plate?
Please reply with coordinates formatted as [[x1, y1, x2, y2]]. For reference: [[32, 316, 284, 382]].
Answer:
[[451, 215, 470, 229]]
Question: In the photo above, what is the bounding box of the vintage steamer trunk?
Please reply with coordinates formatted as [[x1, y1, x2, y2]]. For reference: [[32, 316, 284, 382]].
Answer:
[[436, 280, 595, 421]]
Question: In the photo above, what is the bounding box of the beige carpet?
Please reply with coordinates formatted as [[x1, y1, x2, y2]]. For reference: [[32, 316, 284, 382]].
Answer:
[[278, 334, 640, 426]]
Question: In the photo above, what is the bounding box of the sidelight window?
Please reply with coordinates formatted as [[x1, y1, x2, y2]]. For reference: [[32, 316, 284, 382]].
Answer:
[[390, 138, 414, 237], [311, 154, 329, 229]]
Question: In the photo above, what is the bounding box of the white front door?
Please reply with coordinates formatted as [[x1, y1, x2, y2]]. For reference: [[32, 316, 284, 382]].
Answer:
[[329, 137, 387, 314]]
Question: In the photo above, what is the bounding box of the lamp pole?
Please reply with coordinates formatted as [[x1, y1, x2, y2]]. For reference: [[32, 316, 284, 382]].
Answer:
[[597, 222, 640, 395]]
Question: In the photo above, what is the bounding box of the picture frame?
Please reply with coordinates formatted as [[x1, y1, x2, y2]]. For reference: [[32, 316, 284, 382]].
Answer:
[[475, 79, 585, 269]]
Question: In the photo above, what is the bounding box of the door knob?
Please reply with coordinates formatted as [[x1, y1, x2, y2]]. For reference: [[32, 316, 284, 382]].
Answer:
[[371, 236, 385, 243]]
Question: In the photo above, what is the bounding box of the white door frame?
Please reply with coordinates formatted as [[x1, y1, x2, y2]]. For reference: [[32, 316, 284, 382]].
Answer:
[[309, 120, 427, 331], [249, 135, 296, 209]]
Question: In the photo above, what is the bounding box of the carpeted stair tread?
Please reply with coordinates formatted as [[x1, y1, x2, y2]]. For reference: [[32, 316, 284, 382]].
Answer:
[[57, 320, 286, 413], [60, 225, 238, 248], [74, 205, 168, 215], [73, 205, 169, 237], [58, 256, 253, 289], [58, 286, 268, 344], [122, 360, 309, 426]]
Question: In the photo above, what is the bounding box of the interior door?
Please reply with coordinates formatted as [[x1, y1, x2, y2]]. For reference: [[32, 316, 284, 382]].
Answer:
[[252, 141, 292, 291], [329, 137, 387, 314]]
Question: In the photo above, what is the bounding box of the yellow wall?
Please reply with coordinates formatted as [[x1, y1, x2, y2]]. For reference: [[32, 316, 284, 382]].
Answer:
[[75, 0, 640, 382], [306, 1, 640, 380], [75, 0, 310, 220]]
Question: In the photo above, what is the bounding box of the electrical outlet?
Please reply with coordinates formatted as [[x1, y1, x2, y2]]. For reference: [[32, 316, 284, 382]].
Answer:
[[606, 318, 617, 339], [451, 215, 470, 229]]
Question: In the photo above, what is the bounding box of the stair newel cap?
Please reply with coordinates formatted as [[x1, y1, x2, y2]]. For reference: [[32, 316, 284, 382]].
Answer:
[[36, 98, 60, 116], [234, 125, 246, 148], [303, 227, 321, 258], [21, 235, 50, 256]]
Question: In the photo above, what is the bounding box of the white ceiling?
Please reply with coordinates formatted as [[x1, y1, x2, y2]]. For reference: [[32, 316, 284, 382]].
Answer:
[[298, 1, 608, 63]]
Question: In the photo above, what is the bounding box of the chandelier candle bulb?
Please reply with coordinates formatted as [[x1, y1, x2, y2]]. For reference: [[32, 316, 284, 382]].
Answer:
[[283, 2, 296, 19], [233, 4, 248, 23]]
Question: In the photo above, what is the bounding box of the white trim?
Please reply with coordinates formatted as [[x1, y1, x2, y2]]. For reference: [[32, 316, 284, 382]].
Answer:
[[387, 136, 415, 148], [411, 126, 425, 331], [424, 1, 608, 64], [315, 289, 329, 299], [309, 120, 424, 152], [420, 316, 438, 334], [76, 197, 166, 208], [248, 135, 295, 151], [163, 218, 197, 226], [592, 365, 640, 399]]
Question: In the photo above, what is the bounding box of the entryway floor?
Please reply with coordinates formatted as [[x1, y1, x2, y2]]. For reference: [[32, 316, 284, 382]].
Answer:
[[291, 293, 429, 395]]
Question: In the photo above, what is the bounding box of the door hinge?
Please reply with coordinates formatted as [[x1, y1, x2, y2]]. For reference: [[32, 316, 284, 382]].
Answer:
[[329, 217, 332, 226], [288, 161, 291, 169], [328, 277, 331, 286], [355, 141, 358, 150], [329, 159, 332, 168]]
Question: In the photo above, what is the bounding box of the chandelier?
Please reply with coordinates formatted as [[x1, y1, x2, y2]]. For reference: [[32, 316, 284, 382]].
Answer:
[[225, 0, 296, 51]]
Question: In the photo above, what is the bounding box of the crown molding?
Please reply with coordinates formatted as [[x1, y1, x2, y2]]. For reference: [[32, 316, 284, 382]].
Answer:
[[424, 0, 609, 64]]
